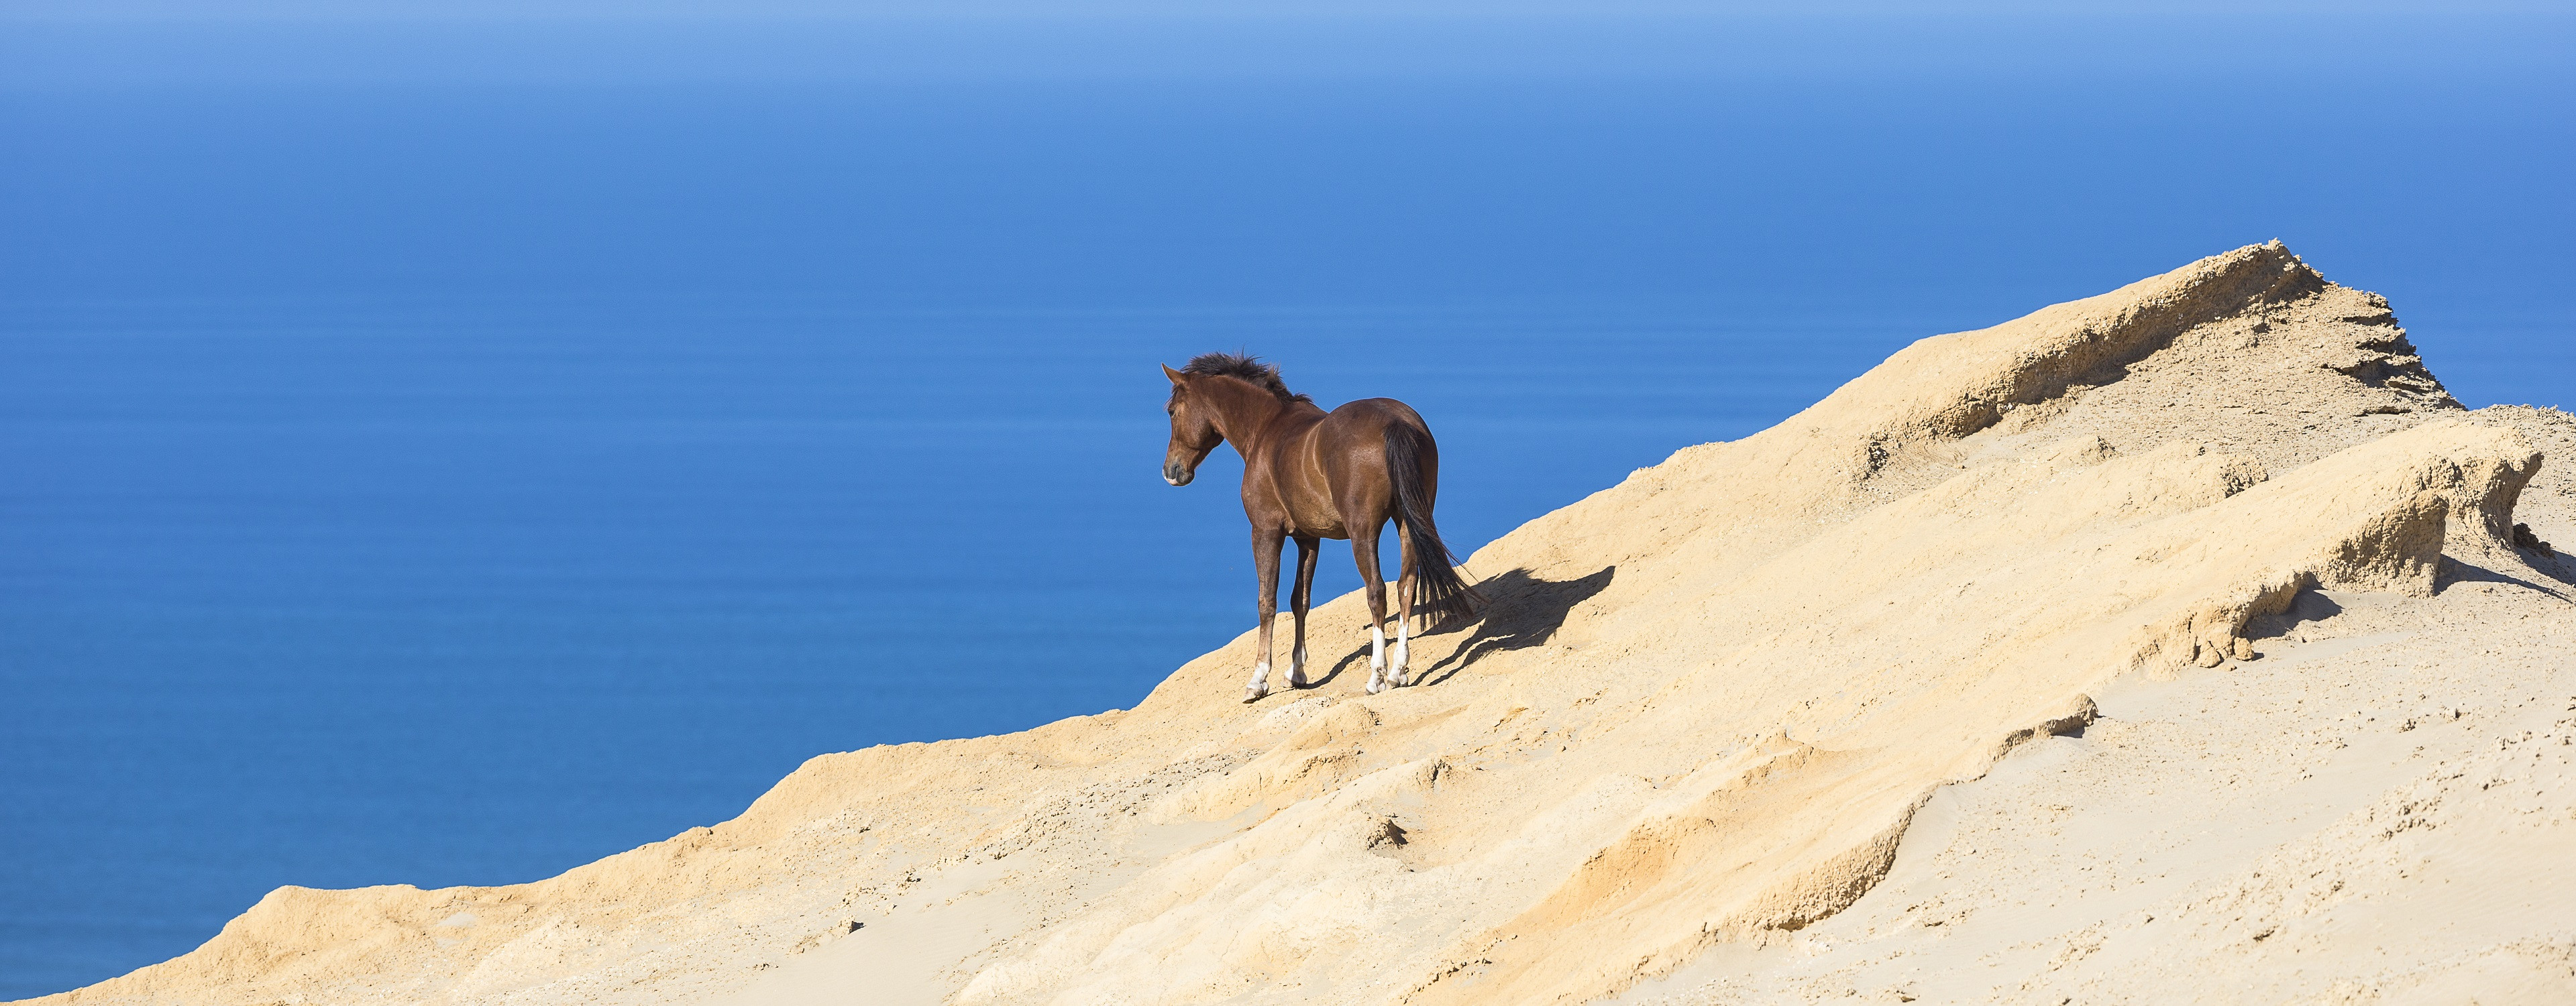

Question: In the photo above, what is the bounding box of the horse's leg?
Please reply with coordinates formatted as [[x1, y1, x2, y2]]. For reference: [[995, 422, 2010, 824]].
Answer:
[[1355, 517, 1393, 695], [1389, 516, 1418, 687], [1288, 535, 1319, 688], [1246, 525, 1285, 702]]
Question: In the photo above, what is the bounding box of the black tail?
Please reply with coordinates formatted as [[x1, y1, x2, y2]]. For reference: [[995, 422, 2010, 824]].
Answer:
[[1383, 422, 1485, 626]]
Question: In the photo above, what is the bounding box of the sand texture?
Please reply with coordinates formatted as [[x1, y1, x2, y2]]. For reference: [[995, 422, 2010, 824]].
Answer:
[[28, 242, 2575, 1006]]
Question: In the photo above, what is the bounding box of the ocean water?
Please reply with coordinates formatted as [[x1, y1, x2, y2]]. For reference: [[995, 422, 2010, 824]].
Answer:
[[0, 297, 1939, 994], [4, 15, 2571, 997]]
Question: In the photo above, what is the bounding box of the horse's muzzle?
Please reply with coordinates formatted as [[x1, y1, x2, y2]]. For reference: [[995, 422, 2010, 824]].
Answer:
[[1163, 464, 1193, 486]]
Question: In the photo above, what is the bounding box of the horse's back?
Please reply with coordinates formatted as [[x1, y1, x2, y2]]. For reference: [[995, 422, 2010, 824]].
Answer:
[[1318, 398, 1430, 457], [1328, 396, 1428, 431], [1312, 398, 1436, 508], [1241, 397, 1443, 542]]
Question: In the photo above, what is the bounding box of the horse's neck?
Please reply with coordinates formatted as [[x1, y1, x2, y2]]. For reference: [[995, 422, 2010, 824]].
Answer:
[[1209, 383, 1287, 457]]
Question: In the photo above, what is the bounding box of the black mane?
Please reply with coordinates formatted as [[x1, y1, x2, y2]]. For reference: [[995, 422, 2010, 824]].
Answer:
[[1183, 351, 1312, 405]]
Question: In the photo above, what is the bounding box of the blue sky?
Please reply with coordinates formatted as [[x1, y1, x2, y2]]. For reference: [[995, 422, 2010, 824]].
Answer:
[[6, 3, 2571, 87], [3, 1, 2567, 366]]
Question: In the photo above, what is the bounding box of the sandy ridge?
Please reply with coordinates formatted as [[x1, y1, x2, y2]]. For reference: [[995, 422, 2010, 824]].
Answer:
[[28, 242, 2571, 1006]]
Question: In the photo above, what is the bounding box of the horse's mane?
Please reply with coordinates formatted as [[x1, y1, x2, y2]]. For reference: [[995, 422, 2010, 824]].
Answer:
[[1183, 351, 1313, 405]]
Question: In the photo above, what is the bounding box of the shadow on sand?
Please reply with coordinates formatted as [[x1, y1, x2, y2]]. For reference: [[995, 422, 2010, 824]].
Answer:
[[2436, 554, 2574, 600], [1306, 565, 1617, 689], [1415, 565, 1616, 687]]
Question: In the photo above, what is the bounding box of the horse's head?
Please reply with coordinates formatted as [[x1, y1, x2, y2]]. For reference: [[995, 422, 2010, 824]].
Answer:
[[1161, 364, 1222, 486]]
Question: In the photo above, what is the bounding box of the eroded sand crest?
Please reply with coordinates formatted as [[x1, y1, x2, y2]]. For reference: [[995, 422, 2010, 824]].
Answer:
[[31, 243, 2575, 1006]]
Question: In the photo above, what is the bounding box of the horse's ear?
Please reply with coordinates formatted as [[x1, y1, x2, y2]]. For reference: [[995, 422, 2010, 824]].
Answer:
[[1161, 364, 1187, 386]]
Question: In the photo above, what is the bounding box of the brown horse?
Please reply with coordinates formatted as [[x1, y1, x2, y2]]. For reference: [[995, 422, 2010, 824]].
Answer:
[[1161, 353, 1482, 702]]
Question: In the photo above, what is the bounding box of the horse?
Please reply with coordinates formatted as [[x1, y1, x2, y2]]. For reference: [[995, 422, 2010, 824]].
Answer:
[[1160, 352, 1483, 702]]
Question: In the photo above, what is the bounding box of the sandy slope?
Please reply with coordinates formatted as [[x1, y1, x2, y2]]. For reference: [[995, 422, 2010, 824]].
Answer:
[[29, 242, 2574, 1006]]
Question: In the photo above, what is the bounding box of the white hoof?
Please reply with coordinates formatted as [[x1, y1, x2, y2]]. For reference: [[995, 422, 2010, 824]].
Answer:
[[1243, 685, 1267, 703]]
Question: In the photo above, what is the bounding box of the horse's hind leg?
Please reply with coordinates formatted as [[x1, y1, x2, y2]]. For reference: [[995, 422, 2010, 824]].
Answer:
[[1355, 518, 1393, 694], [1389, 518, 1417, 687], [1288, 535, 1319, 687], [1246, 526, 1286, 702]]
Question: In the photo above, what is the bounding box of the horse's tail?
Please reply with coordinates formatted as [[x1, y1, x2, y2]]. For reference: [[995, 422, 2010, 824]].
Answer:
[[1383, 421, 1484, 626]]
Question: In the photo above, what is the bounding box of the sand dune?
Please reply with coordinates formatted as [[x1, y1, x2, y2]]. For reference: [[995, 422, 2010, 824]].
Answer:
[[31, 243, 2575, 1006]]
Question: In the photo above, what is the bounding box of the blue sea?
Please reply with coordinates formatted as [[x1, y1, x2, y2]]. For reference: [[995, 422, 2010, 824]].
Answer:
[[3, 10, 2570, 997]]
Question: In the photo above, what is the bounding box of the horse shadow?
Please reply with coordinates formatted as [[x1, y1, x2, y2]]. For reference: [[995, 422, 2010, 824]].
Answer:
[[1309, 565, 1615, 690], [1420, 565, 1616, 687]]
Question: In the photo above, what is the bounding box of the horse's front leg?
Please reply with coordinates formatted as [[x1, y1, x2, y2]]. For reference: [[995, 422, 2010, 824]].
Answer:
[[1287, 535, 1319, 687], [1246, 526, 1287, 702]]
